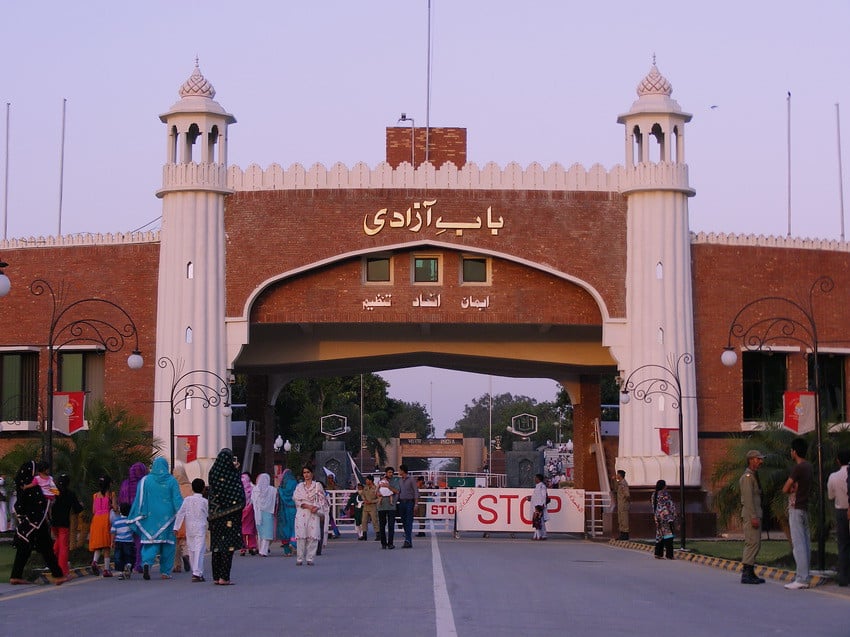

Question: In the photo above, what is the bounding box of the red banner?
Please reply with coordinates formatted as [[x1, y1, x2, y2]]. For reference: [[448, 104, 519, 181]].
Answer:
[[659, 428, 679, 455], [784, 391, 815, 433], [53, 392, 86, 434], [175, 435, 198, 464]]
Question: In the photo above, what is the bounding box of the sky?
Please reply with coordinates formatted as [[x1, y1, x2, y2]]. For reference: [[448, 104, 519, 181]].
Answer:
[[1, 1, 848, 433]]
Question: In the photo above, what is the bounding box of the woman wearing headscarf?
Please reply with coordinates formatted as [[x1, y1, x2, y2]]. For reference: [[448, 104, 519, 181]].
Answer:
[[276, 468, 298, 556], [119, 461, 148, 573], [172, 462, 194, 573], [251, 473, 277, 556], [207, 448, 244, 585], [293, 466, 327, 566], [9, 460, 66, 585], [240, 472, 258, 556], [128, 457, 183, 580], [651, 479, 677, 560]]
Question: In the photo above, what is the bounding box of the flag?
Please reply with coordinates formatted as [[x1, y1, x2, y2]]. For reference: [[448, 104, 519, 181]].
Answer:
[[348, 453, 365, 487], [783, 392, 815, 433], [175, 435, 198, 464], [53, 391, 86, 434], [659, 428, 680, 455]]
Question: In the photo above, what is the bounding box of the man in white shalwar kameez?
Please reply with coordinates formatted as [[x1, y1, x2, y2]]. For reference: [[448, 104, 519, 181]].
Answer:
[[174, 478, 209, 582]]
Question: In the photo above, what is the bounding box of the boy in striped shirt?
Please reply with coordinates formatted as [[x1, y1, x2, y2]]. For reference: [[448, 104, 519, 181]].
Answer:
[[111, 503, 136, 579]]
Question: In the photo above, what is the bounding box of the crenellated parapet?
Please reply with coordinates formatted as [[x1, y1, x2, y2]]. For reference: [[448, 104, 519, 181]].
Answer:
[[0, 231, 160, 249], [157, 162, 231, 196], [226, 161, 628, 192], [620, 161, 693, 196], [691, 231, 850, 252]]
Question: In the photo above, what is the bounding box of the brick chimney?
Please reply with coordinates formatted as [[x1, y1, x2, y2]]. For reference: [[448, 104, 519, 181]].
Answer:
[[386, 127, 467, 169]]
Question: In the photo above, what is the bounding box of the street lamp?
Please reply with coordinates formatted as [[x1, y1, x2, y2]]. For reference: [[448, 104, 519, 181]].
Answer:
[[30, 278, 143, 468], [398, 113, 415, 167], [721, 275, 841, 572], [156, 356, 230, 469], [619, 352, 693, 550], [0, 260, 10, 297]]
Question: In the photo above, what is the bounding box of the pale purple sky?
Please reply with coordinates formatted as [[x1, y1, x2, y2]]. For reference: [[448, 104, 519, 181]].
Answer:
[[2, 1, 848, 431]]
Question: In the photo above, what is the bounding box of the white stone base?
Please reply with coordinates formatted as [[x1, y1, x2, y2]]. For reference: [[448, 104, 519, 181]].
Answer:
[[614, 455, 702, 488]]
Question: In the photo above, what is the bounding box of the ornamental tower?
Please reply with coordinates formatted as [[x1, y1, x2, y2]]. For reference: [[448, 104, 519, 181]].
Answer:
[[611, 62, 700, 487], [154, 62, 236, 475]]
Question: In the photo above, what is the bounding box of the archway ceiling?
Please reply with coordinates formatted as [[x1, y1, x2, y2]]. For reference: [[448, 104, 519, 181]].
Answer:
[[233, 322, 616, 380]]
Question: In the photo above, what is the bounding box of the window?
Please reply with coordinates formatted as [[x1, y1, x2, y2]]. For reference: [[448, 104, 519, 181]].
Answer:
[[461, 256, 489, 284], [742, 352, 786, 421], [413, 256, 440, 283], [809, 354, 847, 424], [0, 352, 38, 421], [58, 351, 105, 404], [365, 256, 391, 283]]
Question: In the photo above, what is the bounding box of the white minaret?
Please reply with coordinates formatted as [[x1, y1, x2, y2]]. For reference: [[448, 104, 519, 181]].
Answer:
[[611, 62, 701, 487], [154, 62, 235, 477]]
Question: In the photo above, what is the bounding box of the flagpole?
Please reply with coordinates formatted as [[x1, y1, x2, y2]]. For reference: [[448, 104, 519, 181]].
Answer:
[[57, 98, 67, 237], [425, 0, 432, 165], [786, 91, 791, 238], [3, 102, 9, 240], [837, 103, 845, 242]]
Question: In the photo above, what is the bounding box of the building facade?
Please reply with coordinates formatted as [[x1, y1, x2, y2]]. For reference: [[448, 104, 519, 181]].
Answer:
[[0, 62, 847, 499]]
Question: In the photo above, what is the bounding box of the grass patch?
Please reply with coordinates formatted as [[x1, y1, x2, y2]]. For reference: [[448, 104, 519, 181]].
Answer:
[[685, 538, 837, 570], [1, 537, 92, 582]]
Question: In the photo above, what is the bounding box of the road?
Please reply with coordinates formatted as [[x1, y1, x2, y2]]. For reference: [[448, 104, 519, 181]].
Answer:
[[1, 532, 847, 636]]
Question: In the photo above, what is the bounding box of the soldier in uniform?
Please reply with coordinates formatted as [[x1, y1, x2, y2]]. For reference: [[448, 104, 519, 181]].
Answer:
[[360, 475, 379, 541], [740, 449, 766, 584], [615, 470, 630, 540]]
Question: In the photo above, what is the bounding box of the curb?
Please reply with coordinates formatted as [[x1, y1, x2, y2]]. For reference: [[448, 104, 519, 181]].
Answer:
[[34, 565, 94, 585], [607, 539, 830, 587]]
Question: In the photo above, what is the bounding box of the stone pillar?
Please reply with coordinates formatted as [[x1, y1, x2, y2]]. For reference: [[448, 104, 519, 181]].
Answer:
[[506, 440, 542, 488], [572, 375, 601, 491]]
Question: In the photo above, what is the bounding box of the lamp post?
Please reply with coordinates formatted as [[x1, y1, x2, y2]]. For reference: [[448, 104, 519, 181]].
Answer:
[[156, 356, 230, 470], [30, 278, 143, 468], [619, 352, 693, 550], [721, 275, 840, 572], [398, 113, 415, 167], [0, 260, 10, 297]]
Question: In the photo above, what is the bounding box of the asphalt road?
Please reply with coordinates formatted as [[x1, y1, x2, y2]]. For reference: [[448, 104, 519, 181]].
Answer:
[[1, 532, 847, 637]]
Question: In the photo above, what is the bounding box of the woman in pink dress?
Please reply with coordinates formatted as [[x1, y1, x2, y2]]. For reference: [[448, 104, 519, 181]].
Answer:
[[240, 473, 258, 555]]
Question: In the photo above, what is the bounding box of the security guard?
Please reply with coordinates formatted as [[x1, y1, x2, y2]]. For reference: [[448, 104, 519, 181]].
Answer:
[[740, 449, 766, 584]]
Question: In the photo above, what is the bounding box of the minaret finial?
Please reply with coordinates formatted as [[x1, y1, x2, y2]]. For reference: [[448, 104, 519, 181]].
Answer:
[[195, 55, 199, 68], [652, 52, 656, 66]]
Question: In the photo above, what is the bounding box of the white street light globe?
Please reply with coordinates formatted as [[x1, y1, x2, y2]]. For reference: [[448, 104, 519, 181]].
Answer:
[[284, 439, 292, 452], [721, 348, 738, 367], [127, 351, 144, 369], [274, 435, 284, 452], [619, 392, 630, 405], [222, 405, 232, 417], [0, 273, 10, 297]]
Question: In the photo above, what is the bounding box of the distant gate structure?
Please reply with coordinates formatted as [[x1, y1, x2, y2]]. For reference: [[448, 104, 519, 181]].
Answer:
[[383, 433, 485, 473]]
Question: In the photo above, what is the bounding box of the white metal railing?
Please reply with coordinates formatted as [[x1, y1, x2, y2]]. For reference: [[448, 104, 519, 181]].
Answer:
[[324, 488, 610, 537]]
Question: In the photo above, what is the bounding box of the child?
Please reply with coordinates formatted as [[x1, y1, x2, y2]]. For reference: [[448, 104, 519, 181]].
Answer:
[[89, 475, 115, 577], [33, 461, 59, 502], [174, 478, 208, 582], [52, 473, 83, 576], [111, 502, 136, 579], [532, 505, 544, 540]]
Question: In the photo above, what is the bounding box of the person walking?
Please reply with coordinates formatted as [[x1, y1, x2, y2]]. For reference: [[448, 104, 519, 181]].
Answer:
[[397, 464, 419, 548], [89, 475, 116, 577], [9, 461, 66, 585], [252, 473, 277, 556], [0, 475, 9, 533], [118, 462, 147, 573], [740, 450, 766, 584], [530, 473, 549, 540], [128, 457, 183, 580], [174, 478, 209, 582], [207, 448, 245, 585], [276, 468, 297, 556], [783, 437, 813, 590], [293, 466, 325, 565], [240, 473, 258, 556], [360, 475, 379, 541], [827, 449, 850, 587], [172, 463, 194, 573], [51, 472, 83, 577], [651, 480, 676, 559], [377, 467, 399, 550], [615, 470, 630, 540]]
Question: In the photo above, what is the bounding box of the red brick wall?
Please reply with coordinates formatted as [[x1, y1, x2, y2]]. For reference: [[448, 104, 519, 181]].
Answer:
[[386, 127, 467, 169], [0, 242, 160, 450], [224, 189, 628, 320]]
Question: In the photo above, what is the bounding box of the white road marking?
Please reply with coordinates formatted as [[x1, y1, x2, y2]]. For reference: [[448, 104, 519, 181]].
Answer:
[[431, 532, 458, 637]]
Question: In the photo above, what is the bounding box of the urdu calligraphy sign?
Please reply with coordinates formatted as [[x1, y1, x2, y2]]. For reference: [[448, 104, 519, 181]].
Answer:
[[363, 199, 504, 237]]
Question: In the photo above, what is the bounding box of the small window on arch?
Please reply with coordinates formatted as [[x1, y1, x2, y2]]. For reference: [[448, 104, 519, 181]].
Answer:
[[185, 327, 193, 344], [187, 262, 194, 279], [364, 256, 391, 283], [461, 256, 489, 284], [413, 256, 440, 284]]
